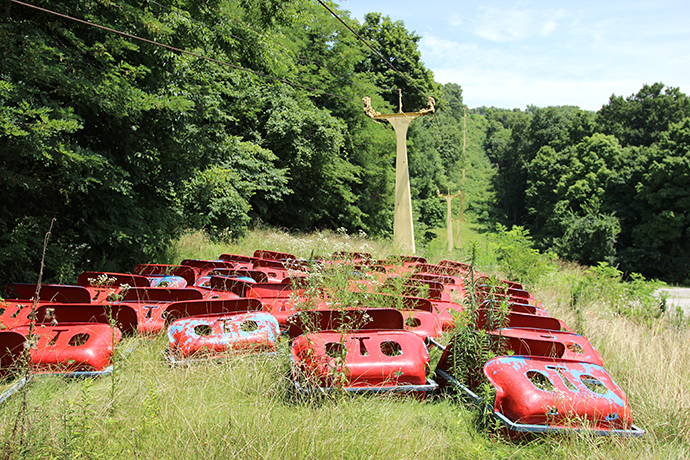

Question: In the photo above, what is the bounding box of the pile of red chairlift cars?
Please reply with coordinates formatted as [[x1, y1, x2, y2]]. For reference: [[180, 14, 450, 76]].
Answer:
[[0, 249, 644, 437]]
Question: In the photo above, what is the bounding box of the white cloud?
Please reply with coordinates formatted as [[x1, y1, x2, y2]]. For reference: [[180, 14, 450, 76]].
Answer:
[[433, 65, 646, 111], [473, 6, 534, 42], [540, 19, 557, 36], [541, 8, 566, 36], [420, 35, 477, 63], [448, 14, 463, 28]]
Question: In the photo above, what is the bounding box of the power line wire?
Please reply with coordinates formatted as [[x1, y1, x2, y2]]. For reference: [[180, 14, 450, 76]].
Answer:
[[147, 0, 369, 101], [9, 0, 355, 103], [314, 0, 428, 100]]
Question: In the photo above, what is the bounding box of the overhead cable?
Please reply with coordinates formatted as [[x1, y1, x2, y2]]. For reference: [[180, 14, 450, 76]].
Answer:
[[9, 0, 354, 103], [314, 0, 428, 99]]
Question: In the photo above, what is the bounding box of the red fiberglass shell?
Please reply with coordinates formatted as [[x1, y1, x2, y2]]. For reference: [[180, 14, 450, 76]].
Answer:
[[120, 298, 263, 335], [122, 287, 204, 303], [1, 284, 122, 328], [476, 284, 533, 301], [162, 298, 263, 324], [409, 273, 465, 297], [401, 309, 443, 340], [1, 300, 51, 329], [180, 259, 248, 278], [218, 253, 258, 267], [330, 251, 373, 263], [421, 298, 463, 331], [346, 293, 442, 340], [253, 249, 297, 261], [484, 356, 633, 432], [489, 328, 604, 366], [215, 278, 314, 328], [77, 271, 151, 288], [288, 308, 405, 339], [12, 323, 121, 373], [437, 260, 473, 273], [133, 264, 197, 288], [5, 283, 92, 304], [167, 311, 280, 360], [208, 269, 269, 284], [292, 329, 430, 389], [34, 304, 139, 335], [479, 299, 550, 317], [414, 263, 472, 279], [475, 309, 566, 332]]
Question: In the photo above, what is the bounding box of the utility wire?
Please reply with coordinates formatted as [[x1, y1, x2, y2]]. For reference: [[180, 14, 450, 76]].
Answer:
[[314, 0, 428, 100], [9, 0, 354, 103]]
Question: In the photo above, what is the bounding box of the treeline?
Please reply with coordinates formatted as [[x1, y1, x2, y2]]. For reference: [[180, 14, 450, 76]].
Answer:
[[1, 0, 469, 286], [485, 83, 690, 283]]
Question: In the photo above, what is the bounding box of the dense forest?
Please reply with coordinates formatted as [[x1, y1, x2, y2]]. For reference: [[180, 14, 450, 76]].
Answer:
[[1, 0, 689, 285]]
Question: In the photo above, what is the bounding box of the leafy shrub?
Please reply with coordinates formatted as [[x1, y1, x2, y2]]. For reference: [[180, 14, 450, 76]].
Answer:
[[489, 224, 555, 284], [576, 262, 669, 326]]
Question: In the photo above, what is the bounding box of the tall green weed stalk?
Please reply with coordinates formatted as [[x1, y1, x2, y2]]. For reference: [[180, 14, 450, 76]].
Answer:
[[4, 218, 55, 459], [443, 249, 510, 430]]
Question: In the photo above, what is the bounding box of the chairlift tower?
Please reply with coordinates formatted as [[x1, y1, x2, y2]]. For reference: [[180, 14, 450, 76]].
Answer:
[[363, 90, 435, 254], [437, 189, 461, 252]]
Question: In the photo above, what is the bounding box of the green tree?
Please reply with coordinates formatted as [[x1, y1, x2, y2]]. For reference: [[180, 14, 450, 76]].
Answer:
[[625, 118, 690, 281], [597, 83, 690, 147], [0, 0, 296, 286], [355, 12, 440, 111]]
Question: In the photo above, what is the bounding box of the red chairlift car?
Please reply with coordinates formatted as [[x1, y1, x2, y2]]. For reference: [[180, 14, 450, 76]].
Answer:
[[381, 280, 463, 331], [475, 308, 570, 333], [1, 283, 100, 329], [433, 335, 643, 437], [212, 276, 316, 328], [479, 299, 550, 317], [289, 308, 437, 395], [482, 355, 644, 437], [409, 273, 466, 298], [10, 322, 122, 375], [166, 308, 280, 364], [489, 327, 604, 366], [253, 249, 297, 261], [76, 271, 151, 303]]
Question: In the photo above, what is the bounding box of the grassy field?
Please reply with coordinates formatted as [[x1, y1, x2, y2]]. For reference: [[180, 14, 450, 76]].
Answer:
[[1, 227, 688, 459]]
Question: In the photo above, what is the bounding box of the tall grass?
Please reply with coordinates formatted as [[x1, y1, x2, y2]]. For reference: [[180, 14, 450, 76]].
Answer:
[[2, 227, 688, 459]]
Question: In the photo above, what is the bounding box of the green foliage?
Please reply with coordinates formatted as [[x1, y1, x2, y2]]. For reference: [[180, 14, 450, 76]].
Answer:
[[7, 0, 690, 287], [597, 82, 690, 147], [2, 0, 442, 286], [489, 224, 554, 284], [480, 86, 690, 282], [576, 262, 668, 326], [623, 118, 690, 282], [182, 165, 251, 238], [355, 12, 440, 110], [553, 206, 621, 266]]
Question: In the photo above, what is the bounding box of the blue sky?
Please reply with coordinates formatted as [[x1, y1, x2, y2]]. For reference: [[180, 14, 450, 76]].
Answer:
[[335, 0, 690, 111]]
